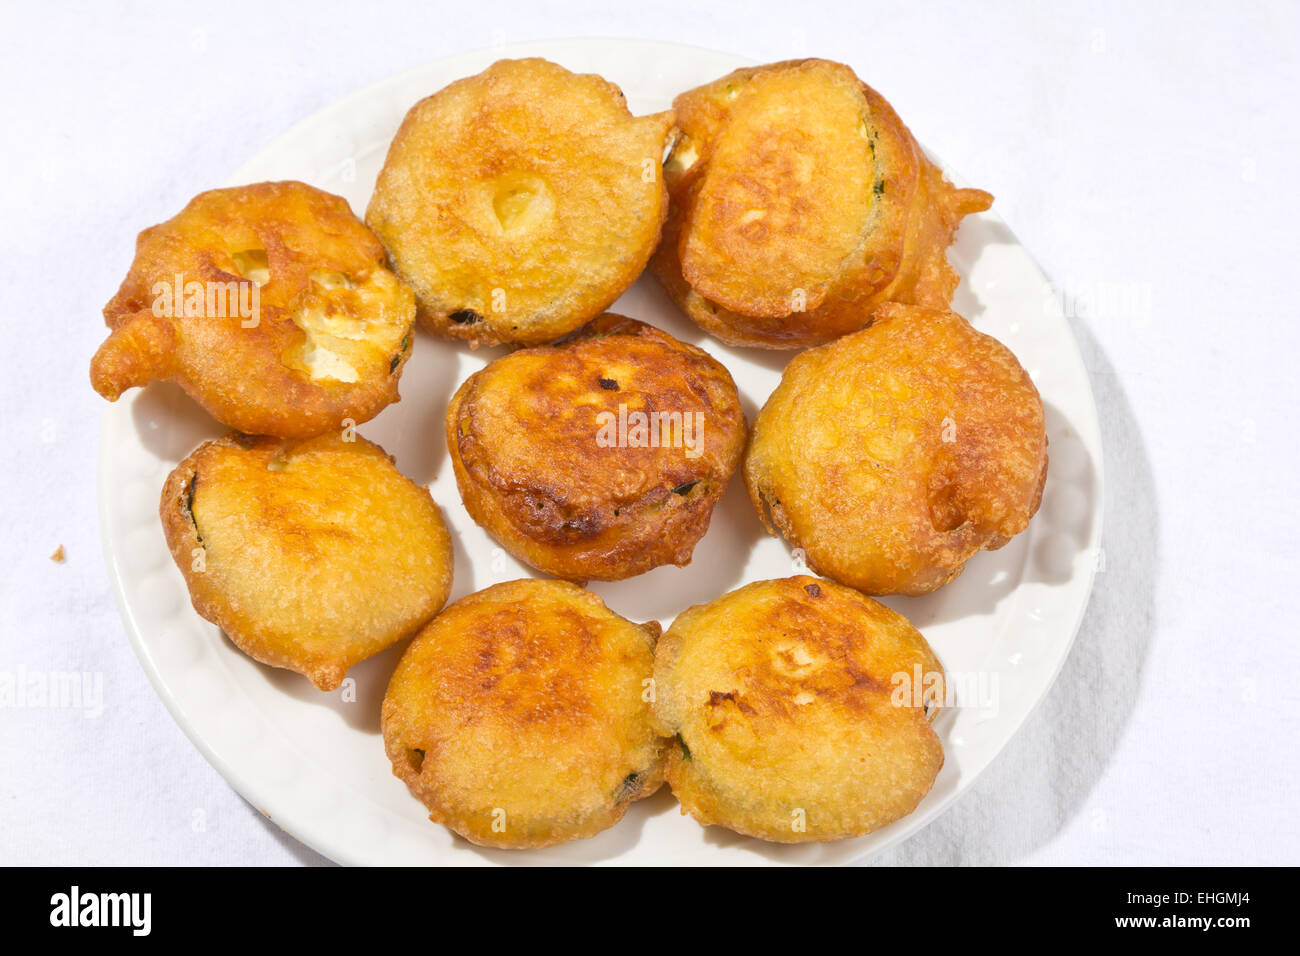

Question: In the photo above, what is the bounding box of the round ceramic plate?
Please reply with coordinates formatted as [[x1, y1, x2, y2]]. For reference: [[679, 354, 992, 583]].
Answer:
[[98, 38, 1104, 866]]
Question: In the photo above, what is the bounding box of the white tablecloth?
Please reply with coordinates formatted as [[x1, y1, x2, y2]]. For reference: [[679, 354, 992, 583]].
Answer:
[[1, 0, 1295, 865]]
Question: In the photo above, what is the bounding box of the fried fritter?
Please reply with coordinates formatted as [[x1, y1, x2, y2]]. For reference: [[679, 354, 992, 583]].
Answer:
[[653, 59, 993, 349], [366, 58, 674, 348], [745, 304, 1048, 595], [91, 181, 416, 438], [160, 431, 453, 690], [446, 314, 746, 581], [653, 575, 945, 843], [381, 579, 664, 849]]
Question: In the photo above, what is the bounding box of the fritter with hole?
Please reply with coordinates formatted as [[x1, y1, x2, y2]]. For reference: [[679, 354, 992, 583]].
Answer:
[[446, 313, 746, 581], [160, 431, 453, 690], [366, 58, 674, 348], [745, 304, 1048, 595], [653, 575, 945, 843], [382, 579, 664, 848], [653, 59, 993, 349], [92, 181, 416, 438]]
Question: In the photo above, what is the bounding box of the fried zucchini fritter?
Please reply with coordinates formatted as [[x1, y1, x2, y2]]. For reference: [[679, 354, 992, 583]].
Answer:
[[653, 59, 992, 348], [91, 181, 416, 438], [745, 304, 1048, 595], [161, 432, 453, 690], [367, 58, 674, 348], [446, 314, 746, 581], [653, 576, 945, 843], [381, 579, 664, 849]]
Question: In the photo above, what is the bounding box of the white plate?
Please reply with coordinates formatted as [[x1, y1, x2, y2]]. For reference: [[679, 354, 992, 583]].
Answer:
[[98, 38, 1104, 866]]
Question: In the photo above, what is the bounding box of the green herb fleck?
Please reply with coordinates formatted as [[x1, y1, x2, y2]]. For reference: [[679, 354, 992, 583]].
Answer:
[[184, 474, 204, 546]]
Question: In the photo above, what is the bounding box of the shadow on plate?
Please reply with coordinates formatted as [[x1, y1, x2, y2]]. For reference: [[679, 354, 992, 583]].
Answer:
[[950, 215, 1021, 326], [868, 307, 1157, 865], [589, 468, 764, 625], [359, 326, 464, 487], [245, 630, 411, 736], [885, 398, 1097, 629], [456, 783, 677, 866], [131, 382, 224, 462]]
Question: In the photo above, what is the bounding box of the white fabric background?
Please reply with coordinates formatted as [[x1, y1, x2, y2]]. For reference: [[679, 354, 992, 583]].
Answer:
[[1, 0, 1296, 865]]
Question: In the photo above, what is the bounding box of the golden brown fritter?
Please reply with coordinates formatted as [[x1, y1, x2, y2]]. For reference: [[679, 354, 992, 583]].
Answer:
[[381, 579, 664, 849], [653, 59, 993, 349], [653, 576, 945, 843], [160, 431, 453, 690], [366, 58, 674, 348], [91, 181, 416, 438], [446, 314, 746, 581], [745, 304, 1048, 596]]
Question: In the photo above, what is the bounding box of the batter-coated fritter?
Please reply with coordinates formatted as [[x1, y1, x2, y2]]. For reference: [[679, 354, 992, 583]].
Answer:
[[382, 579, 664, 849], [160, 432, 453, 690], [653, 59, 993, 349], [367, 58, 674, 348], [446, 314, 746, 581], [91, 181, 416, 438], [745, 304, 1048, 596], [653, 576, 945, 843]]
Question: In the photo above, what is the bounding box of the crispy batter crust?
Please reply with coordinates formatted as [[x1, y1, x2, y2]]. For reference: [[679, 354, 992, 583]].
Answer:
[[653, 576, 944, 843], [92, 181, 416, 437], [160, 431, 453, 689], [745, 305, 1048, 595], [652, 59, 993, 348], [381, 579, 664, 848], [446, 314, 747, 580], [366, 58, 674, 347]]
